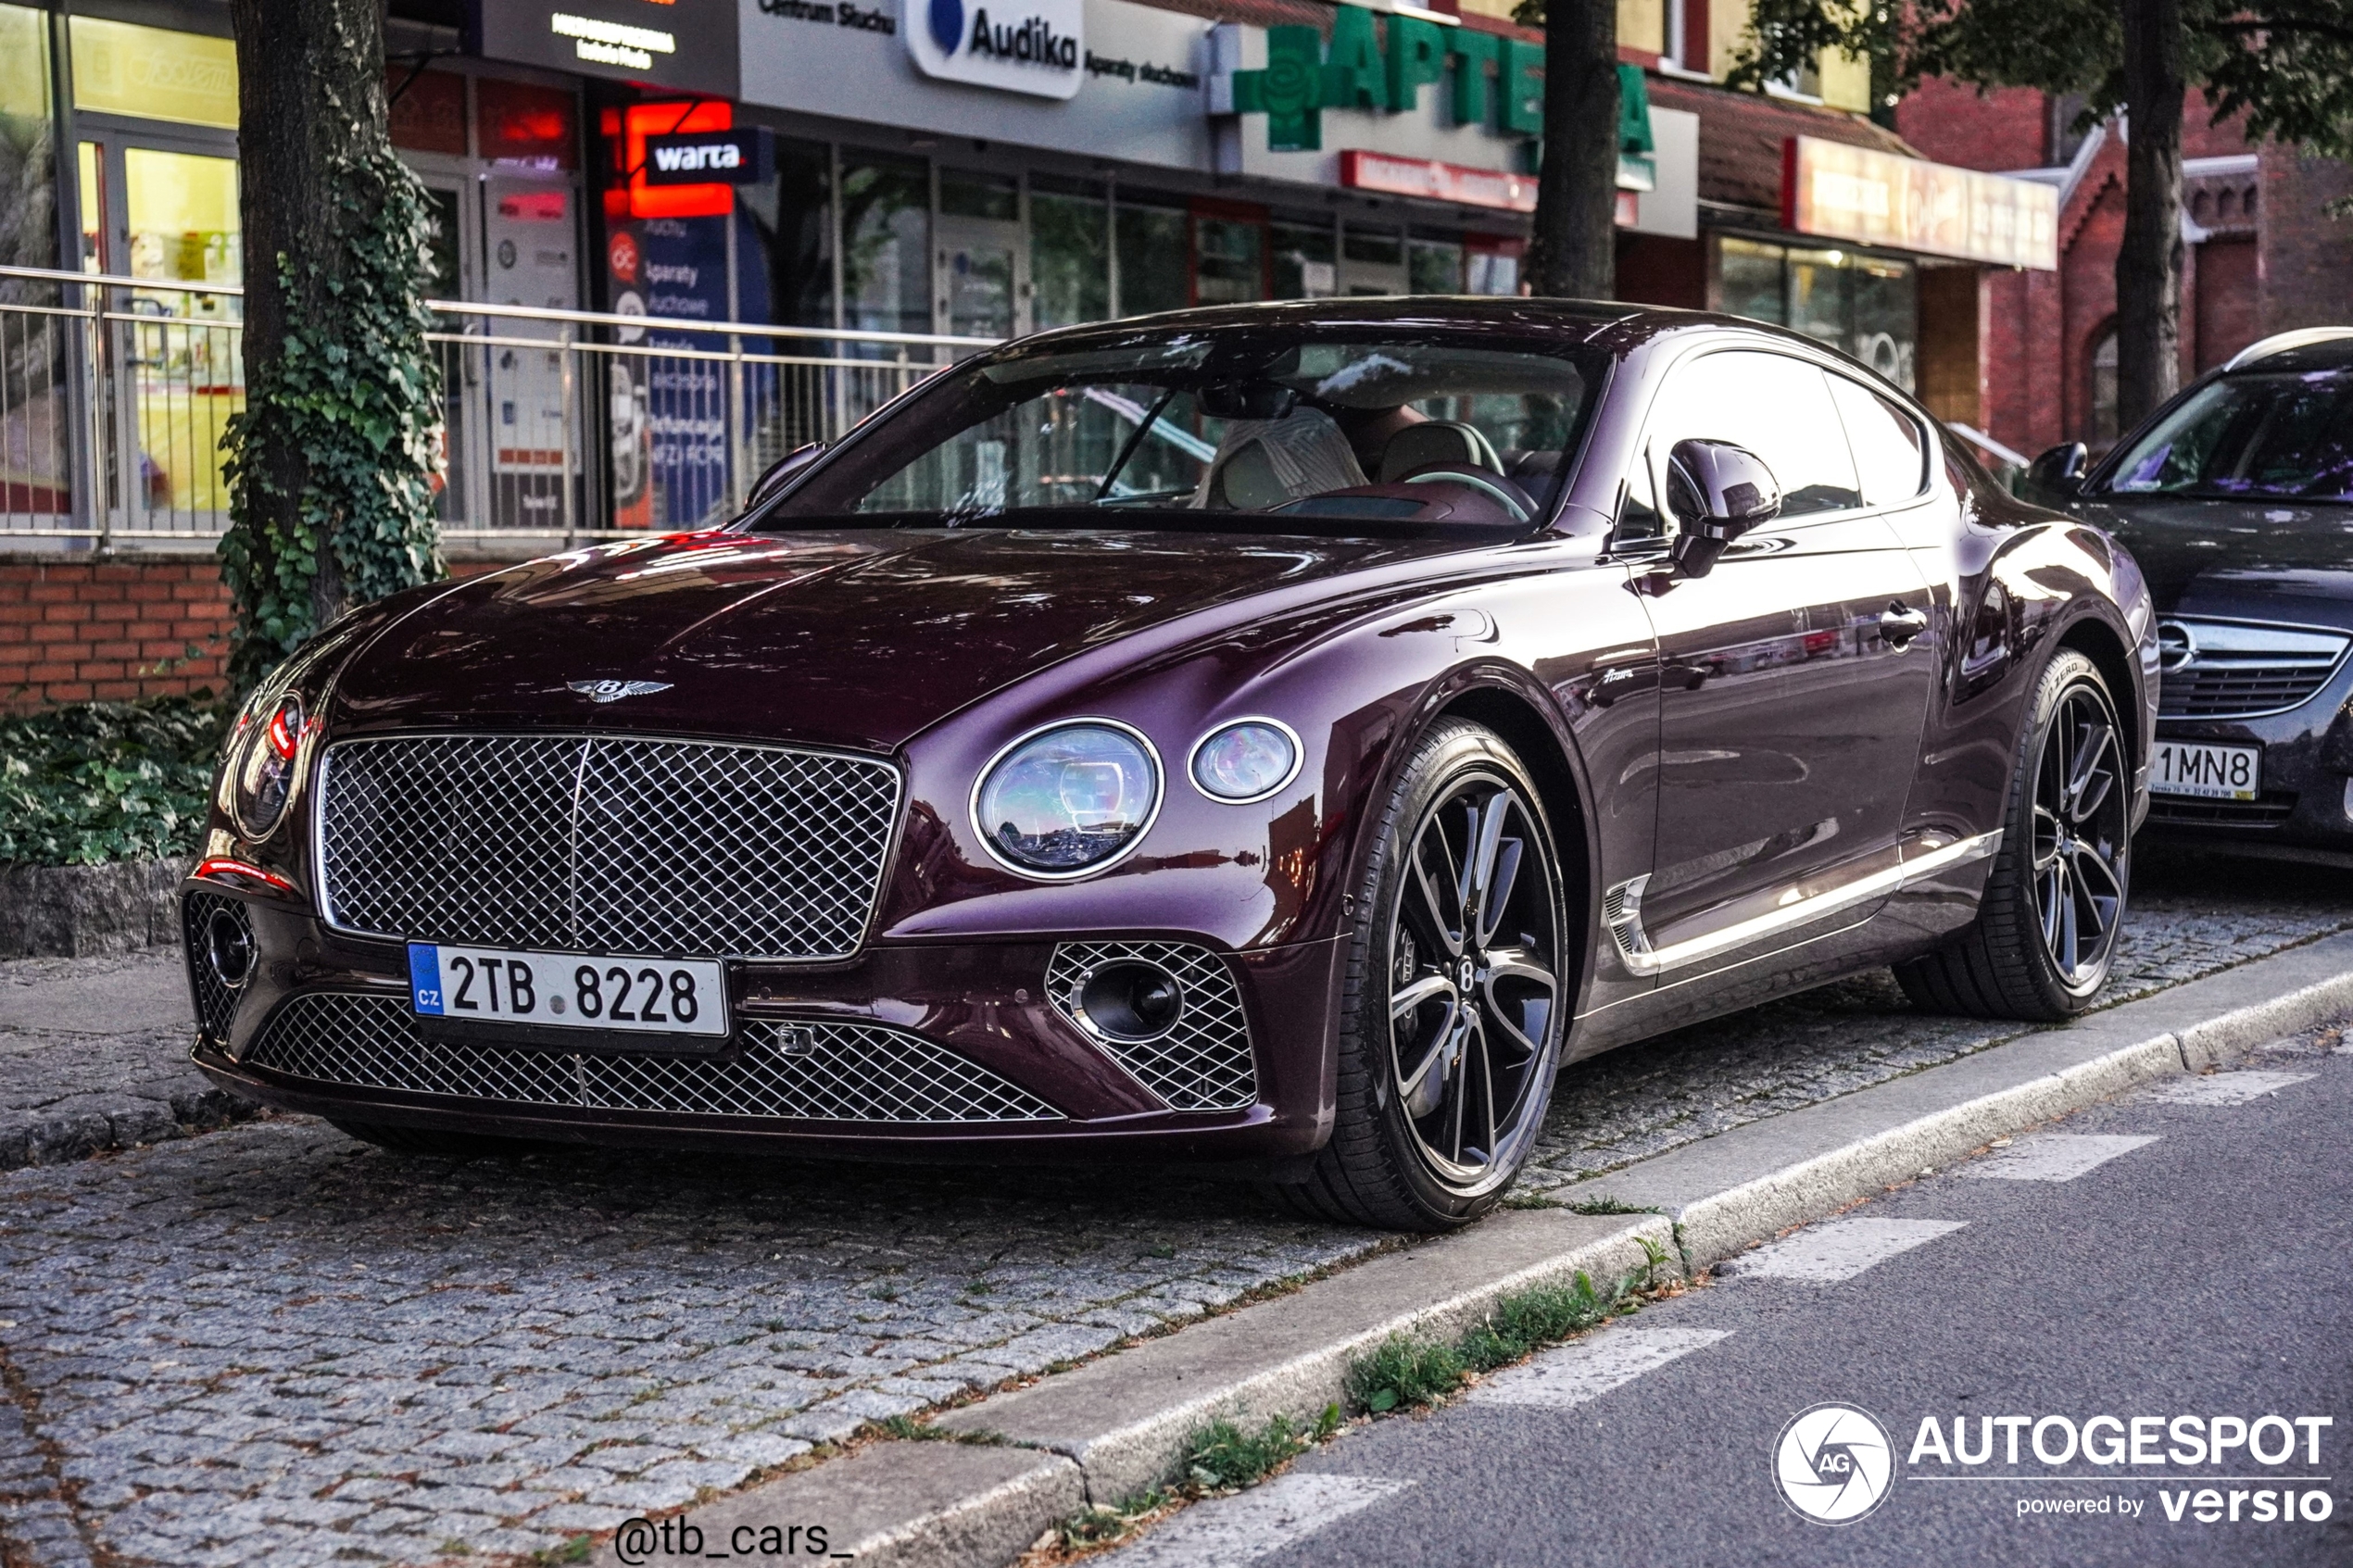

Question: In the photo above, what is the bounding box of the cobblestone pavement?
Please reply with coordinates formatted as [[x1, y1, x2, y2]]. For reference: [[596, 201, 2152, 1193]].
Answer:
[[0, 850, 2345, 1568], [0, 951, 258, 1172]]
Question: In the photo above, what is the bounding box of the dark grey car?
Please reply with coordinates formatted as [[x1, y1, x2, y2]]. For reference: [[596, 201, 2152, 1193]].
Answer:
[[2028, 329, 2353, 866]]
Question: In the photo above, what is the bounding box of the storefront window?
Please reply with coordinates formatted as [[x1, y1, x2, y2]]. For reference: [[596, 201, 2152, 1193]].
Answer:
[[69, 16, 238, 130], [739, 137, 833, 332], [1270, 220, 1334, 299], [1195, 213, 1264, 305], [1715, 235, 1918, 391], [1030, 175, 1107, 331], [1114, 194, 1189, 317], [0, 4, 57, 281], [1410, 239, 1463, 294], [939, 169, 1017, 222], [1718, 237, 1787, 326], [840, 153, 930, 343]]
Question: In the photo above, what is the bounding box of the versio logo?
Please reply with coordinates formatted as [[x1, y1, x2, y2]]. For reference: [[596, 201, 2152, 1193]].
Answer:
[[1777, 1404, 1895, 1524]]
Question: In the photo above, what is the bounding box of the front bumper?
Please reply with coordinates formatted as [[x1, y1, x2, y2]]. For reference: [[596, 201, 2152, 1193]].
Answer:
[[2141, 667, 2353, 859], [185, 888, 1344, 1163]]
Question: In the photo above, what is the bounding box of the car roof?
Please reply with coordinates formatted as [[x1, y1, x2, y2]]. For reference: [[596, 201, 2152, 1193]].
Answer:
[[2221, 328, 2353, 374]]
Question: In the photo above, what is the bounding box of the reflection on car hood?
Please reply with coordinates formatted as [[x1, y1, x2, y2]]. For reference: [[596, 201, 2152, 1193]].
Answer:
[[2080, 495, 2353, 632], [331, 527, 1473, 750]]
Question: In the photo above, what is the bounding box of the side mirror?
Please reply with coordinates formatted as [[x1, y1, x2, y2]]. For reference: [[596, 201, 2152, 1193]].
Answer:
[[2025, 442, 2088, 501], [747, 442, 826, 509], [1664, 439, 1781, 579]]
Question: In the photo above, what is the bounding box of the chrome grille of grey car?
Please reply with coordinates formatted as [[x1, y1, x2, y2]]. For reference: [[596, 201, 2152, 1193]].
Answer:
[[244, 993, 1062, 1123], [1046, 941, 1257, 1111], [318, 734, 900, 960], [2158, 620, 2351, 720]]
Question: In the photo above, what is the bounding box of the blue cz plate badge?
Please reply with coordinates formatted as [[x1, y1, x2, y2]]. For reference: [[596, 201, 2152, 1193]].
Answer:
[[406, 943, 729, 1037]]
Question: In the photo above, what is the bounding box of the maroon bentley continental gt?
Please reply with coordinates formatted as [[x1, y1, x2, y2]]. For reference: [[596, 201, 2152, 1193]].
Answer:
[[182, 300, 2158, 1230]]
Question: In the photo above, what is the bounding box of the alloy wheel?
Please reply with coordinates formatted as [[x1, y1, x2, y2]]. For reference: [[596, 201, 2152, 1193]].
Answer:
[[1387, 773, 1562, 1188], [2030, 683, 2129, 986]]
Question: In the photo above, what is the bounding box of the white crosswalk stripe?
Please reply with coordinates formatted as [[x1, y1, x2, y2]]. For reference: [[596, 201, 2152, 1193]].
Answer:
[[2142, 1071, 2315, 1106], [1468, 1324, 1731, 1409], [1098, 1473, 1411, 1567], [1726, 1218, 1968, 1282], [1960, 1133, 2158, 1182]]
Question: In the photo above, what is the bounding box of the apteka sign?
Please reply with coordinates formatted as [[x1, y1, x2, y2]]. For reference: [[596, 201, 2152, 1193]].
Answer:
[[904, 0, 1084, 99]]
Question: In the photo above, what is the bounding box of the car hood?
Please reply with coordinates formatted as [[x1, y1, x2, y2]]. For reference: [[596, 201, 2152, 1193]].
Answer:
[[331, 527, 1478, 750], [2080, 495, 2353, 633]]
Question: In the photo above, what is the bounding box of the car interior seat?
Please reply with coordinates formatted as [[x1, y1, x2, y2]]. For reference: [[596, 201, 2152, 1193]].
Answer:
[[1378, 420, 1505, 483]]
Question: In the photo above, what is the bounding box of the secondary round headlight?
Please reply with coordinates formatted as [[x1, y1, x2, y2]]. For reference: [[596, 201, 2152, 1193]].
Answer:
[[1189, 719, 1302, 803], [972, 721, 1161, 877], [232, 693, 305, 837]]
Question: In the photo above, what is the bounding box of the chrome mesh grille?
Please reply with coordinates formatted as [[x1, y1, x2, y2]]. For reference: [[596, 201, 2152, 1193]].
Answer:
[[244, 993, 1062, 1123], [2158, 621, 2349, 720], [319, 734, 900, 960], [1046, 941, 1257, 1111], [180, 891, 248, 1045]]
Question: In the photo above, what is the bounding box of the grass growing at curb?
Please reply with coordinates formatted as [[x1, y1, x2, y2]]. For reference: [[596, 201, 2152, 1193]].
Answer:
[[1041, 1405, 1343, 1558], [1347, 1237, 1674, 1415]]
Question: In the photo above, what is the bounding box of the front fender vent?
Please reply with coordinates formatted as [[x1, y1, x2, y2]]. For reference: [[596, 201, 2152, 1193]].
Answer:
[[1046, 941, 1257, 1112]]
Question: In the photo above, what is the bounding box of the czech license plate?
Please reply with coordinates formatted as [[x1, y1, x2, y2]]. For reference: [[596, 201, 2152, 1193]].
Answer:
[[408, 944, 728, 1037], [2150, 739, 2261, 801]]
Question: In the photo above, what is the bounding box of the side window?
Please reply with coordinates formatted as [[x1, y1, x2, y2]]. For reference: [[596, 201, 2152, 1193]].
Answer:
[[1826, 374, 1929, 507], [1647, 351, 1862, 521]]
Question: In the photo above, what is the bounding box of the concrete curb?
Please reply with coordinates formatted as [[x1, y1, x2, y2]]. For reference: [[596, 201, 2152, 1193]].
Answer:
[[586, 933, 2353, 1568], [0, 858, 187, 958]]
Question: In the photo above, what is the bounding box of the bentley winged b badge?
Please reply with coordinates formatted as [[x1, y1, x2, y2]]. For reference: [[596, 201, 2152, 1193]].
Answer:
[[568, 680, 673, 703]]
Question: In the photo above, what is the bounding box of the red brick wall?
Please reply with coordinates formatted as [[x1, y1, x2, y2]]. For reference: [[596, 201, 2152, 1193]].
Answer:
[[2258, 146, 2353, 336], [1897, 80, 2050, 171], [2, 555, 519, 713], [1, 557, 233, 711]]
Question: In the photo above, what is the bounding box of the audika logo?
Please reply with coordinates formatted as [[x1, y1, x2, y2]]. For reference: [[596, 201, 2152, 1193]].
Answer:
[[903, 0, 1083, 98], [1776, 1404, 1895, 1524], [928, 0, 961, 54]]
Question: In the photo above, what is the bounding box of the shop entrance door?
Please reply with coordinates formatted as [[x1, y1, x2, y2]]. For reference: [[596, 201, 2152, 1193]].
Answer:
[[936, 215, 1026, 341], [80, 135, 244, 532]]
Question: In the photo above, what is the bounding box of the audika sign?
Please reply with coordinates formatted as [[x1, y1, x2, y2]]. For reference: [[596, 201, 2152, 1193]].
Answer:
[[905, 0, 1084, 99]]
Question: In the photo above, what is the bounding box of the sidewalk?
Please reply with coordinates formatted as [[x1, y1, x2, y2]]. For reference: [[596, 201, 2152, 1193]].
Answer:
[[0, 948, 258, 1169]]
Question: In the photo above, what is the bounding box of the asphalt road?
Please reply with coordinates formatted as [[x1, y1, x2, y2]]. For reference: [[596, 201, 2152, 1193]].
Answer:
[[1111, 1022, 2353, 1568]]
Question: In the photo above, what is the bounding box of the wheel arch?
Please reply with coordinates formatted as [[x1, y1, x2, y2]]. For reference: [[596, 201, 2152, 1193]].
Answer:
[[2055, 614, 2143, 778]]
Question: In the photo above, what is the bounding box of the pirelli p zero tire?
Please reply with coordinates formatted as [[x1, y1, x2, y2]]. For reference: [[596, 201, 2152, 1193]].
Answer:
[[1267, 720, 1568, 1232], [327, 1119, 546, 1158], [1895, 649, 2131, 1022]]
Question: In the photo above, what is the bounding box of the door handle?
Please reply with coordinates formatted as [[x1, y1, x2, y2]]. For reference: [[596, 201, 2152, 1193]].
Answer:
[[1880, 603, 1930, 649]]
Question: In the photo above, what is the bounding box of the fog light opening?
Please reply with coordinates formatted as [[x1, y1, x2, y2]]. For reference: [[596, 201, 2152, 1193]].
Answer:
[[1076, 960, 1183, 1043], [206, 907, 255, 990]]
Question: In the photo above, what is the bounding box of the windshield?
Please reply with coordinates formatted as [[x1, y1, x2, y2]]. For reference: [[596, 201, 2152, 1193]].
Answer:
[[2107, 370, 2353, 500], [757, 331, 1598, 531]]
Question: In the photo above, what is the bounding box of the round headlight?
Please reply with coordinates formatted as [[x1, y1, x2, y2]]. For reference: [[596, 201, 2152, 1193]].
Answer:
[[972, 721, 1161, 878], [1189, 719, 1302, 803], [233, 693, 305, 838]]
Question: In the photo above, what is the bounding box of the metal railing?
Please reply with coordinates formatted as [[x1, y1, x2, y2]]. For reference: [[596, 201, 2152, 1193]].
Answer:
[[0, 264, 999, 548]]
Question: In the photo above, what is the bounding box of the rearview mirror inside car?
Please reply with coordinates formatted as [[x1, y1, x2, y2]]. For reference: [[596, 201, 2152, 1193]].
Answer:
[[1665, 439, 1782, 579], [2025, 441, 2089, 502], [1196, 381, 1302, 421]]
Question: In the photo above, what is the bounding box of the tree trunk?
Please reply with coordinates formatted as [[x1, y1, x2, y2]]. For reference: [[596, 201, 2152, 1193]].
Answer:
[[230, 0, 393, 633], [1530, 0, 1618, 299], [2115, 0, 2184, 430]]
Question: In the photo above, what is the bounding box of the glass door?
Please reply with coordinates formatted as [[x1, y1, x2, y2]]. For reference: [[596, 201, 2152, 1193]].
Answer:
[[92, 139, 243, 529], [936, 169, 1025, 342]]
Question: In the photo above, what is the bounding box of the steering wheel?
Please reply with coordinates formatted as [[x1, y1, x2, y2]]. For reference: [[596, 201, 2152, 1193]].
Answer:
[[1399, 467, 1533, 523]]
